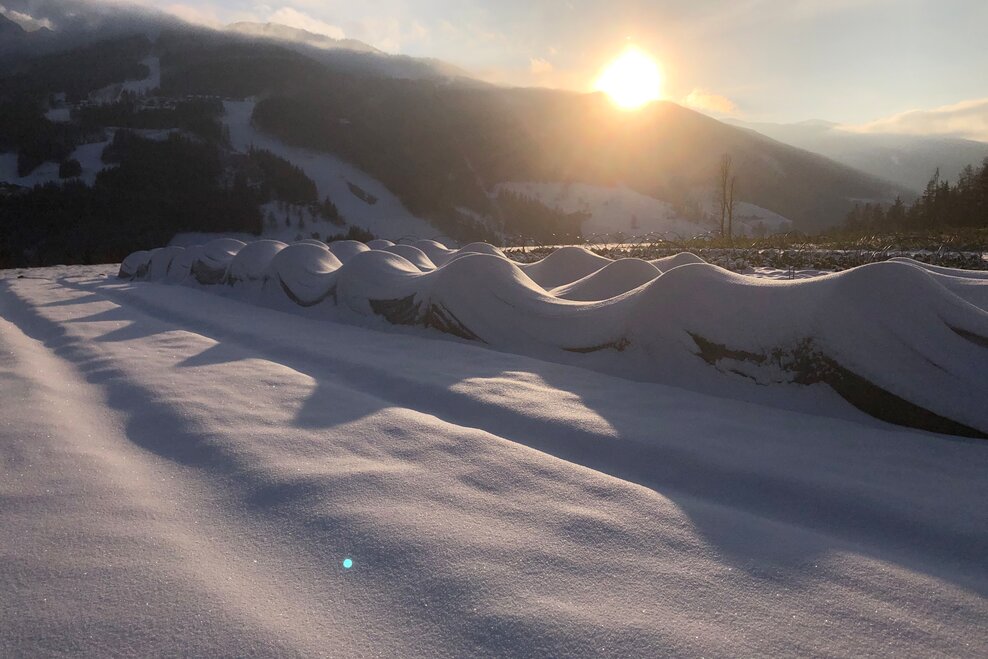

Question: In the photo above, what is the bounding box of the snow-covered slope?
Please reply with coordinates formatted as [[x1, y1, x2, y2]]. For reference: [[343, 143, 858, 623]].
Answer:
[[496, 181, 794, 238], [1, 262, 986, 656], [87, 56, 161, 105], [0, 136, 113, 187], [222, 100, 437, 240], [498, 181, 703, 238], [120, 240, 988, 438]]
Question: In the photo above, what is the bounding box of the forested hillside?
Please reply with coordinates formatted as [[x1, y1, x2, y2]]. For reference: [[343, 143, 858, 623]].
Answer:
[[844, 160, 988, 232], [0, 17, 939, 267]]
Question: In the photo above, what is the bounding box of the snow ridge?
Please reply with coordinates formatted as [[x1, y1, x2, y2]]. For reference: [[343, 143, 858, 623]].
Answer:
[[119, 240, 988, 437]]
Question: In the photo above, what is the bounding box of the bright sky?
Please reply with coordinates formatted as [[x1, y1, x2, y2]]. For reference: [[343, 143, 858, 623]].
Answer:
[[7, 0, 988, 134]]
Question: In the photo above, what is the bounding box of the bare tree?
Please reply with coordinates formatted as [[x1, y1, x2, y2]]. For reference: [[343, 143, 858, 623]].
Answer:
[[717, 154, 732, 238], [727, 174, 737, 242], [717, 154, 739, 241]]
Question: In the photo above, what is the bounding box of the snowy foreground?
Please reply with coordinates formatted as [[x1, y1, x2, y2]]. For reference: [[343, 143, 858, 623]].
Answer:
[[2, 243, 987, 656]]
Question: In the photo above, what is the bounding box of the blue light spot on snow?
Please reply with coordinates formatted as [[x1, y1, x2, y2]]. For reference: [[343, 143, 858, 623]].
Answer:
[[343, 558, 353, 570]]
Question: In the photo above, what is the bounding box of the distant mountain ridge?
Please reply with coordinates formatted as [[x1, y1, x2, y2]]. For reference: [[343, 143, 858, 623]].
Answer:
[[729, 118, 988, 192], [0, 11, 55, 56], [223, 20, 472, 81], [226, 21, 381, 55], [0, 12, 25, 36]]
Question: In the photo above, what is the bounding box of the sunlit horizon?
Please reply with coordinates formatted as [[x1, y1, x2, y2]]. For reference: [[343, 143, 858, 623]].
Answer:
[[2, 0, 986, 132]]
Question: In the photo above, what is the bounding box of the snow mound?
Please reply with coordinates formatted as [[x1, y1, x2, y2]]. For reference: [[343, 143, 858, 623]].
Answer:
[[650, 252, 706, 272], [264, 243, 343, 306], [552, 258, 661, 301], [626, 262, 988, 435], [519, 246, 615, 288], [118, 250, 151, 279], [366, 239, 395, 249], [456, 242, 506, 258], [889, 256, 988, 280], [120, 243, 988, 437], [148, 246, 186, 281], [191, 239, 246, 285], [227, 240, 287, 286], [888, 257, 988, 279], [334, 250, 425, 316], [167, 245, 203, 283], [886, 257, 988, 311], [295, 238, 330, 249], [380, 245, 436, 271], [413, 239, 457, 266], [326, 240, 370, 263]]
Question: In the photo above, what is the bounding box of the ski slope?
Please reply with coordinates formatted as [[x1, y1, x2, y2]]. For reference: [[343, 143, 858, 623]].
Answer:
[[222, 100, 437, 240], [1, 259, 986, 656]]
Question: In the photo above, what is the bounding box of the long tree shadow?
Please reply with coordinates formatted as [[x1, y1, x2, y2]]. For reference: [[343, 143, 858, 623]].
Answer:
[[0, 282, 241, 471], [38, 293, 106, 307], [49, 275, 988, 599], [0, 279, 544, 654]]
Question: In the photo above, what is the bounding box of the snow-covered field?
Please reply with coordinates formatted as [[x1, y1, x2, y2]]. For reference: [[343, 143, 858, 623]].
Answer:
[[2, 245, 986, 656]]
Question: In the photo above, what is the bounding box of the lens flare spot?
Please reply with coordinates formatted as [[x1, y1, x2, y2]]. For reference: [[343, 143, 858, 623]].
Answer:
[[342, 558, 353, 569]]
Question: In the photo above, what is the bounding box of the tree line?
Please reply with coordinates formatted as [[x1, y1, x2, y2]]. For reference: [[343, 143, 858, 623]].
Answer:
[[496, 189, 590, 243], [0, 131, 262, 268], [844, 159, 988, 231]]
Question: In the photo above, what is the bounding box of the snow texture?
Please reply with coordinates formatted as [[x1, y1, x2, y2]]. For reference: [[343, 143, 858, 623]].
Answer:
[[2, 259, 986, 657]]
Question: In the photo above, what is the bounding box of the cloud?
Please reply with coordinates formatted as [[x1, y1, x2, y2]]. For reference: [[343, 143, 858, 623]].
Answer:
[[0, 4, 53, 30], [682, 89, 738, 115], [163, 3, 222, 28], [529, 57, 553, 76], [844, 98, 988, 142], [268, 7, 345, 40], [339, 16, 431, 53]]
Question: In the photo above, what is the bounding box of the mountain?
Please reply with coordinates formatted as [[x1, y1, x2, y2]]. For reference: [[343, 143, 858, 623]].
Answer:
[[0, 12, 26, 37], [227, 21, 380, 55], [729, 118, 988, 192], [0, 12, 56, 57], [1, 10, 905, 262], [250, 81, 903, 234], [224, 21, 472, 81], [0, 1, 174, 64]]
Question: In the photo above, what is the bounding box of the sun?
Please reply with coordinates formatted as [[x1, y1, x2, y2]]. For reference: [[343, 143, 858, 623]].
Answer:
[[594, 47, 663, 110]]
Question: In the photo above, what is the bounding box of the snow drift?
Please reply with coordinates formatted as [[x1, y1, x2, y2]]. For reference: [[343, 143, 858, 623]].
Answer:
[[119, 240, 988, 438], [6, 266, 987, 657]]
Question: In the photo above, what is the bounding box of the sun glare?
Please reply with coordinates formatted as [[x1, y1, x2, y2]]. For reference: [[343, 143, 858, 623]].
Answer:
[[595, 47, 663, 110]]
